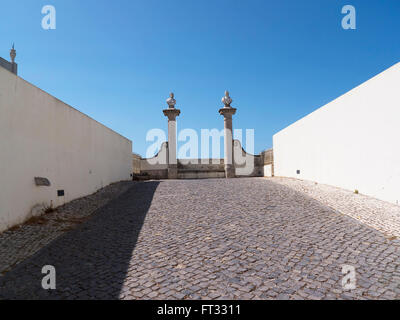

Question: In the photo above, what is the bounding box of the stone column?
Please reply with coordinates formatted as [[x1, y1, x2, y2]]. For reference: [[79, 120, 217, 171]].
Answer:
[[163, 93, 181, 179], [219, 91, 237, 178]]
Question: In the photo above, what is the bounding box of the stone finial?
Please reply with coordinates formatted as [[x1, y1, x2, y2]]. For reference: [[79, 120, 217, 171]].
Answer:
[[166, 92, 176, 109], [10, 43, 16, 63], [222, 90, 233, 108]]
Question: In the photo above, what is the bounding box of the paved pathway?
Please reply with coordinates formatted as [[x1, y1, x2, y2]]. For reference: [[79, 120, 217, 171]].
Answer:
[[0, 181, 133, 277], [1, 178, 400, 300], [273, 177, 400, 239]]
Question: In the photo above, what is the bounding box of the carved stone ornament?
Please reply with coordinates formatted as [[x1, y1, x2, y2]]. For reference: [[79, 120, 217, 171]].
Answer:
[[222, 90, 233, 108], [166, 92, 176, 108]]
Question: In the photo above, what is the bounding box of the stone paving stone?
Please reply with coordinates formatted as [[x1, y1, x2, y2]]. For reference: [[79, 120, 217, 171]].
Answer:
[[272, 177, 400, 239], [0, 178, 400, 300], [0, 181, 134, 276]]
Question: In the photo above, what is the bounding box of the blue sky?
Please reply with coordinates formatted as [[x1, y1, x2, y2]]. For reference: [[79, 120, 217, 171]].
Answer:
[[1, 0, 400, 156]]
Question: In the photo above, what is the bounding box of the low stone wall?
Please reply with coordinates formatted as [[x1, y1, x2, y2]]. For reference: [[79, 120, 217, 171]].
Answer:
[[139, 142, 168, 179], [132, 153, 141, 174], [260, 149, 274, 177], [178, 159, 225, 179], [133, 141, 267, 179], [233, 140, 264, 177]]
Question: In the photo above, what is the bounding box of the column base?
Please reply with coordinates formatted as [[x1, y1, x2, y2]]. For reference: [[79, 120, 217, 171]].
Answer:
[[224, 164, 236, 178], [168, 165, 178, 179]]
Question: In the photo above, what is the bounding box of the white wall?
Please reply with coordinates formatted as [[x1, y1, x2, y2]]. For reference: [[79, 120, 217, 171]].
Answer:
[[264, 165, 272, 177], [273, 62, 400, 205], [0, 67, 132, 232]]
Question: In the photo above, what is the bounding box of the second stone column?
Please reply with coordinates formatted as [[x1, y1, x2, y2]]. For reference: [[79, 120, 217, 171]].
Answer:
[[163, 93, 181, 179], [219, 91, 237, 178]]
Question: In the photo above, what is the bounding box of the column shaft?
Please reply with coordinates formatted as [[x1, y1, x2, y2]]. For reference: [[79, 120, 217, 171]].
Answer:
[[168, 118, 177, 165], [224, 115, 235, 177], [167, 118, 178, 179], [219, 106, 237, 179], [163, 105, 180, 179]]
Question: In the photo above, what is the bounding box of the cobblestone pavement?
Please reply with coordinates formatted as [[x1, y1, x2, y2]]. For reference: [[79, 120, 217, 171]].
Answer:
[[0, 181, 134, 276], [273, 177, 400, 240], [1, 178, 400, 300]]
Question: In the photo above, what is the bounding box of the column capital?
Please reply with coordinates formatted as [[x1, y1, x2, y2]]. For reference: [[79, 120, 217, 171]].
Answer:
[[163, 108, 181, 121], [219, 107, 237, 117]]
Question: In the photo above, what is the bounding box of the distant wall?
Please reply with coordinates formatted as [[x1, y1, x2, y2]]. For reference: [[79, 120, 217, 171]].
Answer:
[[273, 62, 400, 205], [137, 140, 264, 179], [0, 67, 132, 232], [261, 149, 274, 177], [139, 142, 168, 179], [177, 158, 225, 179], [132, 153, 141, 174], [233, 140, 263, 177]]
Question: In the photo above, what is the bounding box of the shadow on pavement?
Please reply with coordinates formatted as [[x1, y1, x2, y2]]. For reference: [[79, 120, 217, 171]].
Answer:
[[0, 181, 160, 300]]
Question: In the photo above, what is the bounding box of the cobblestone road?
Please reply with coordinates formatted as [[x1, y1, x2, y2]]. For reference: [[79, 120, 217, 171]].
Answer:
[[1, 178, 400, 300]]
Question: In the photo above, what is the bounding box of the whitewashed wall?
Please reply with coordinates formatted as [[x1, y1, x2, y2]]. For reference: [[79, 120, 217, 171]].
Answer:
[[273, 62, 400, 205], [0, 67, 132, 232], [264, 165, 273, 177]]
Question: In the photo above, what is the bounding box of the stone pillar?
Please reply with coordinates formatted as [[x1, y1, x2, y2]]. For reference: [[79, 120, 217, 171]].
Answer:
[[163, 93, 181, 179], [219, 91, 237, 178], [10, 44, 17, 75]]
